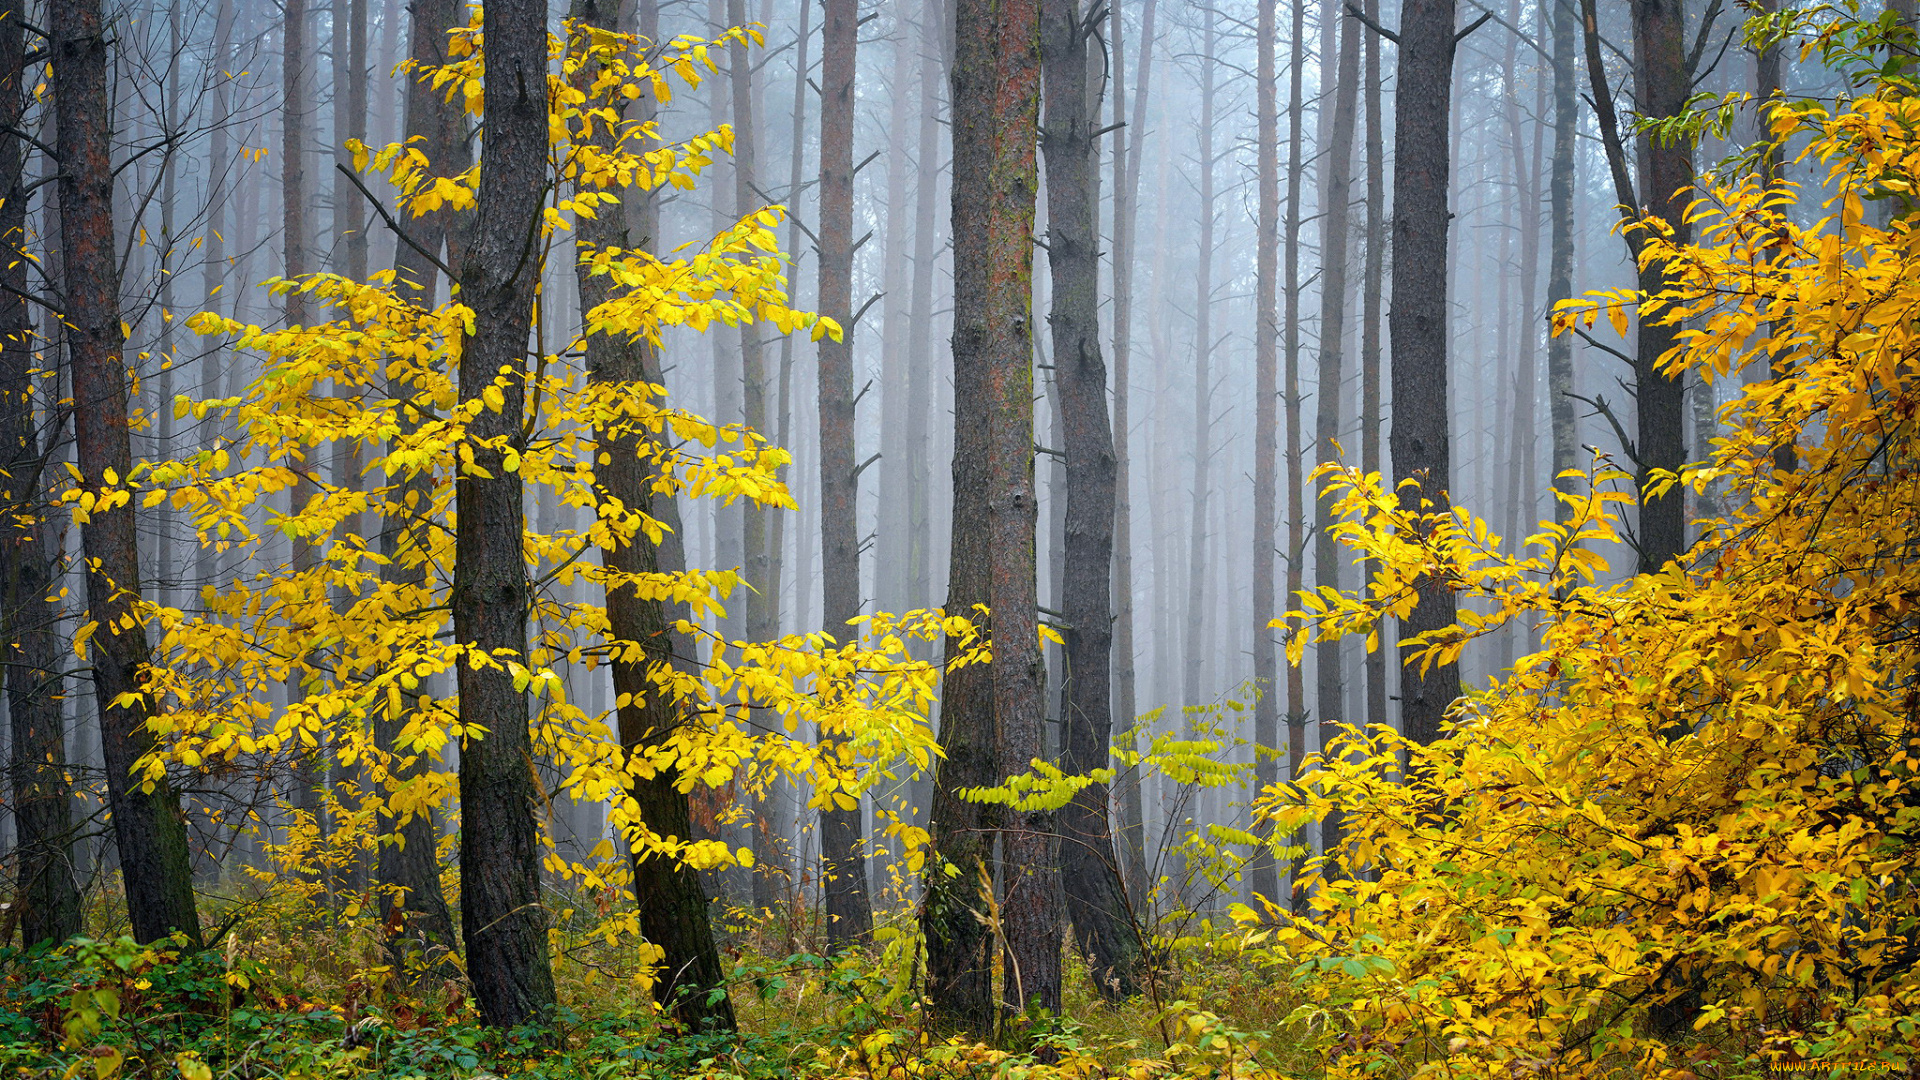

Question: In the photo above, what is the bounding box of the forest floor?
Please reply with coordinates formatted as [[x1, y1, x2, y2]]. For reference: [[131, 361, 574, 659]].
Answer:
[[0, 882, 1327, 1080]]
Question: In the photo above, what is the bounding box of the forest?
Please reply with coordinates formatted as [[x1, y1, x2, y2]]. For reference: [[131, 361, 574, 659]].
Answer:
[[1, 0, 1917, 1072]]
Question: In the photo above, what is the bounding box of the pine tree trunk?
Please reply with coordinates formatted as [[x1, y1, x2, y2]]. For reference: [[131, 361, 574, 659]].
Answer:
[[1248, 0, 1281, 909], [53, 0, 203, 946], [1314, 0, 1360, 856], [376, 0, 465, 970], [1, 8, 80, 943], [1548, 0, 1578, 525], [1388, 0, 1464, 748], [1282, 0, 1308, 911], [1359, 0, 1387, 731], [452, 0, 556, 1025], [925, 0, 1050, 1030], [1041, 0, 1142, 999], [1108, 0, 1156, 909], [816, 0, 872, 947], [564, 0, 740, 1027], [1183, 7, 1216, 714]]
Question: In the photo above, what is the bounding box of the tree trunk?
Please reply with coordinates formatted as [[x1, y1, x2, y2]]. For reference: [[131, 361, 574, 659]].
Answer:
[[1548, 0, 1577, 524], [926, 0, 1050, 1030], [1184, 7, 1216, 714], [1359, 0, 1387, 730], [1389, 0, 1465, 748], [1041, 0, 1142, 999], [452, 0, 556, 1026], [1108, 0, 1155, 910], [1248, 0, 1281, 909], [568, 0, 739, 1028], [53, 0, 203, 946], [1314, 0, 1360, 855], [1, 7, 80, 943], [376, 0, 465, 970], [1282, 0, 1308, 910], [816, 0, 872, 947], [1629, 0, 1693, 573]]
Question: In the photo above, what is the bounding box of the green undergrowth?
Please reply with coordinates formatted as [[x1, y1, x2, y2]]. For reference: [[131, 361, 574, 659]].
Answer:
[[0, 893, 1326, 1080]]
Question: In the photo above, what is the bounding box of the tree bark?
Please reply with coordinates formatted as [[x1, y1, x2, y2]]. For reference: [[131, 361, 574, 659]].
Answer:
[[376, 0, 466, 969], [1108, 0, 1155, 910], [1248, 0, 1281, 909], [53, 0, 203, 946], [1, 5, 80, 944], [1183, 6, 1216, 714], [1629, 0, 1693, 573], [452, 0, 556, 1025], [926, 0, 1050, 1030], [1359, 0, 1387, 730], [816, 0, 872, 947], [1548, 0, 1577, 524], [1041, 0, 1141, 999], [1388, 0, 1464, 748], [568, 0, 739, 1028], [1282, 0, 1308, 909], [1314, 0, 1360, 855]]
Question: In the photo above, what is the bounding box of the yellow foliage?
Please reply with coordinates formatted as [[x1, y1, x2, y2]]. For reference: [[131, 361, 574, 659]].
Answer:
[[91, 18, 954, 961], [1247, 75, 1920, 1079]]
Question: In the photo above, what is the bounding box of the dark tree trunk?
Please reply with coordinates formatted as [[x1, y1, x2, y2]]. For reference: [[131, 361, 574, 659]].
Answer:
[[376, 0, 466, 969], [1282, 0, 1308, 910], [1548, 0, 1577, 524], [1248, 0, 1281, 908], [926, 0, 1050, 1030], [1359, 0, 1387, 731], [1108, 0, 1155, 909], [1388, 0, 1464, 748], [971, 0, 1056, 1024], [284, 0, 308, 324], [568, 0, 740, 1030], [816, 0, 872, 947], [53, 0, 203, 946], [1041, 0, 1141, 998], [726, 0, 780, 916], [1314, 0, 1360, 855], [452, 0, 556, 1026], [1, 5, 80, 944], [1629, 0, 1693, 573]]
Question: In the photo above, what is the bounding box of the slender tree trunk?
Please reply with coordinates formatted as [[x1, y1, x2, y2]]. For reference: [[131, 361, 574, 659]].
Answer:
[[1183, 7, 1216, 713], [569, 0, 738, 1028], [815, 0, 873, 946], [1248, 0, 1281, 909], [878, 10, 915, 621], [907, 0, 946, 616], [1314, 0, 1360, 855], [1, 8, 80, 943], [197, 0, 234, 599], [452, 0, 557, 1025], [54, 0, 203, 946], [1041, 0, 1141, 999], [1359, 0, 1386, 730], [1109, 0, 1155, 909], [725, 0, 782, 916], [1282, 0, 1308, 910], [376, 0, 465, 968], [1629, 0, 1691, 572], [768, 0, 812, 649], [1389, 0, 1465, 748], [1548, 0, 1577, 524], [1501, 0, 1542, 668]]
